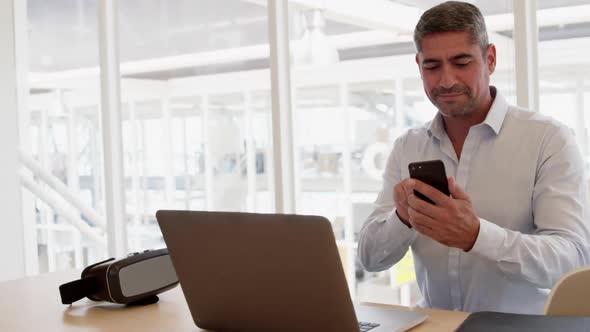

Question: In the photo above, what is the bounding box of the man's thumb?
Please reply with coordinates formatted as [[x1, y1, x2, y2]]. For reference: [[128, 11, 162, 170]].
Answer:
[[448, 176, 468, 200]]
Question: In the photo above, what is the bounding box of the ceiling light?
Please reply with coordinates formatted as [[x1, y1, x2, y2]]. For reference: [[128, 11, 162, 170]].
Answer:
[[291, 9, 340, 67]]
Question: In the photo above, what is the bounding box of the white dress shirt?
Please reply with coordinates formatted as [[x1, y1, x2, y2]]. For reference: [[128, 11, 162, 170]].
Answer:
[[358, 87, 590, 314]]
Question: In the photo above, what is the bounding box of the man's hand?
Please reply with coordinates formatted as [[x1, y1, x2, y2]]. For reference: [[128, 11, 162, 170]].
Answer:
[[402, 176, 480, 251]]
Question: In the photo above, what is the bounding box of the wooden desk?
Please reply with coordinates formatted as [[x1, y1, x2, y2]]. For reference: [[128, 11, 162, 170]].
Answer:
[[0, 270, 468, 331]]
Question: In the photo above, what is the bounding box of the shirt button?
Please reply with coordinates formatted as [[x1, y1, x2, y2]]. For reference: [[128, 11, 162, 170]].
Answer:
[[450, 269, 458, 276]]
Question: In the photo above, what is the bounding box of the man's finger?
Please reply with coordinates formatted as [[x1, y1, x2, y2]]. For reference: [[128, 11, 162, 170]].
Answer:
[[407, 192, 442, 220], [408, 179, 451, 206], [394, 185, 407, 203], [408, 206, 436, 230], [409, 214, 436, 238]]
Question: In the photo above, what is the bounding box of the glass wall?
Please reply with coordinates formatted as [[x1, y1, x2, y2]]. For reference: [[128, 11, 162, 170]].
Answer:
[[27, 0, 106, 272], [116, 0, 275, 251], [536, 0, 590, 163], [21, 0, 582, 308], [24, 0, 276, 270]]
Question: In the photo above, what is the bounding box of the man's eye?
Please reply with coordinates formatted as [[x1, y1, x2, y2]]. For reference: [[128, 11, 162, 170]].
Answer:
[[423, 65, 439, 70], [455, 62, 470, 67]]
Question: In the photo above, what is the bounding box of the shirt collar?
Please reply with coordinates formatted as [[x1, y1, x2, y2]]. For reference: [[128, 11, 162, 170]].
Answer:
[[482, 87, 508, 135], [426, 86, 509, 140]]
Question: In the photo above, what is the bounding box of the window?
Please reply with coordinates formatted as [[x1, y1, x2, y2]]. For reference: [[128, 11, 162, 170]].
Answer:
[[27, 0, 105, 272], [24, 0, 275, 271], [117, 1, 275, 251], [536, 0, 590, 166]]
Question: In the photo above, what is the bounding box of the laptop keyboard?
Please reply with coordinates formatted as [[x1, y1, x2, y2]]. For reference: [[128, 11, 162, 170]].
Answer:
[[358, 321, 380, 331]]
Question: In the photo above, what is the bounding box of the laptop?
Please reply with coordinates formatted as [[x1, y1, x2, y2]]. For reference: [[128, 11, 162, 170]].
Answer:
[[156, 210, 427, 332]]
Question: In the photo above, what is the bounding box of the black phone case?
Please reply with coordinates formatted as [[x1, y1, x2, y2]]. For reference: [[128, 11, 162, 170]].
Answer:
[[408, 160, 450, 204]]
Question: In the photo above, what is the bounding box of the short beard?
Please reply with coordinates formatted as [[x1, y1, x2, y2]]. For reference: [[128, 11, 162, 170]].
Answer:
[[431, 85, 477, 117]]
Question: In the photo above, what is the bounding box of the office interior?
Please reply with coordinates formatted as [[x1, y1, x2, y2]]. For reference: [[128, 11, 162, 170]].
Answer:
[[1, 0, 589, 309]]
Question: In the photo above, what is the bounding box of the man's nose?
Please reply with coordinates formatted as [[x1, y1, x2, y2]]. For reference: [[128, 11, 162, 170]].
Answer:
[[439, 65, 458, 88]]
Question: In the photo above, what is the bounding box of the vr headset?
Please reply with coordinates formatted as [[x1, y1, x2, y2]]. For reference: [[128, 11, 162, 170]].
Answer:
[[59, 248, 179, 305]]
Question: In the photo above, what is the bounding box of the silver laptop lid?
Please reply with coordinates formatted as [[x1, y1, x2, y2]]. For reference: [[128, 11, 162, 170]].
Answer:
[[156, 210, 359, 331]]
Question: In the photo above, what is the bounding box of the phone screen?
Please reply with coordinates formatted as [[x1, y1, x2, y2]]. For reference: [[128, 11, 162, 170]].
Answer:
[[408, 160, 450, 205]]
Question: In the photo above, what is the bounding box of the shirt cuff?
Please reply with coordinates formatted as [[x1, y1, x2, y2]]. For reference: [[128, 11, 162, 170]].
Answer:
[[384, 209, 415, 234], [469, 218, 505, 258]]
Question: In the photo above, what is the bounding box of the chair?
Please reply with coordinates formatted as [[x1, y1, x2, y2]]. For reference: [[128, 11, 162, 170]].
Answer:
[[544, 266, 590, 316]]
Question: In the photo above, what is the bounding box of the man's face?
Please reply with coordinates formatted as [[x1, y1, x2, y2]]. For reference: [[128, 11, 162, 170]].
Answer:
[[416, 32, 496, 118]]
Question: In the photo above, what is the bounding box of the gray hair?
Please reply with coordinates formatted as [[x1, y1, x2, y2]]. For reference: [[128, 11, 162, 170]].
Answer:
[[413, 1, 489, 54]]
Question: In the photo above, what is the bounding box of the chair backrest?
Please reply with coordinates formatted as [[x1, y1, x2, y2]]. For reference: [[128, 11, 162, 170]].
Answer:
[[544, 266, 590, 316]]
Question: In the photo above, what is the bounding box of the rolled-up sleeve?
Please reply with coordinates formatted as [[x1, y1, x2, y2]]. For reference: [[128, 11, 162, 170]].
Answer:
[[470, 125, 590, 288], [358, 135, 418, 272]]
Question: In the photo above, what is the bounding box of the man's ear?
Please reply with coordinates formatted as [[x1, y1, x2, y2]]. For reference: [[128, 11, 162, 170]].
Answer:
[[486, 43, 497, 74]]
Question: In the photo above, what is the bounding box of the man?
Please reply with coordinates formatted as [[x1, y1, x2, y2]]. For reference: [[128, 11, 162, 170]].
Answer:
[[358, 1, 590, 314]]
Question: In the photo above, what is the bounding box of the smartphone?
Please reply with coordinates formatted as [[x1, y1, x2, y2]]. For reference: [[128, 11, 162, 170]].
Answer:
[[408, 160, 450, 205]]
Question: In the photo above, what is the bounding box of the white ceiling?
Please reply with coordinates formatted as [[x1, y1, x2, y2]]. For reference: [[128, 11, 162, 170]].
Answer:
[[393, 0, 590, 14], [28, 0, 363, 72], [26, 0, 590, 77]]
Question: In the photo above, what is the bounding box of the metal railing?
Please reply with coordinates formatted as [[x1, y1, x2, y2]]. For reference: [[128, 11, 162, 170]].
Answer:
[[19, 151, 107, 249]]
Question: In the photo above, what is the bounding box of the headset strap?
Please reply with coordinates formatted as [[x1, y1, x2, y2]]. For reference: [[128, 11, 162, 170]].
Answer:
[[59, 277, 99, 304]]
